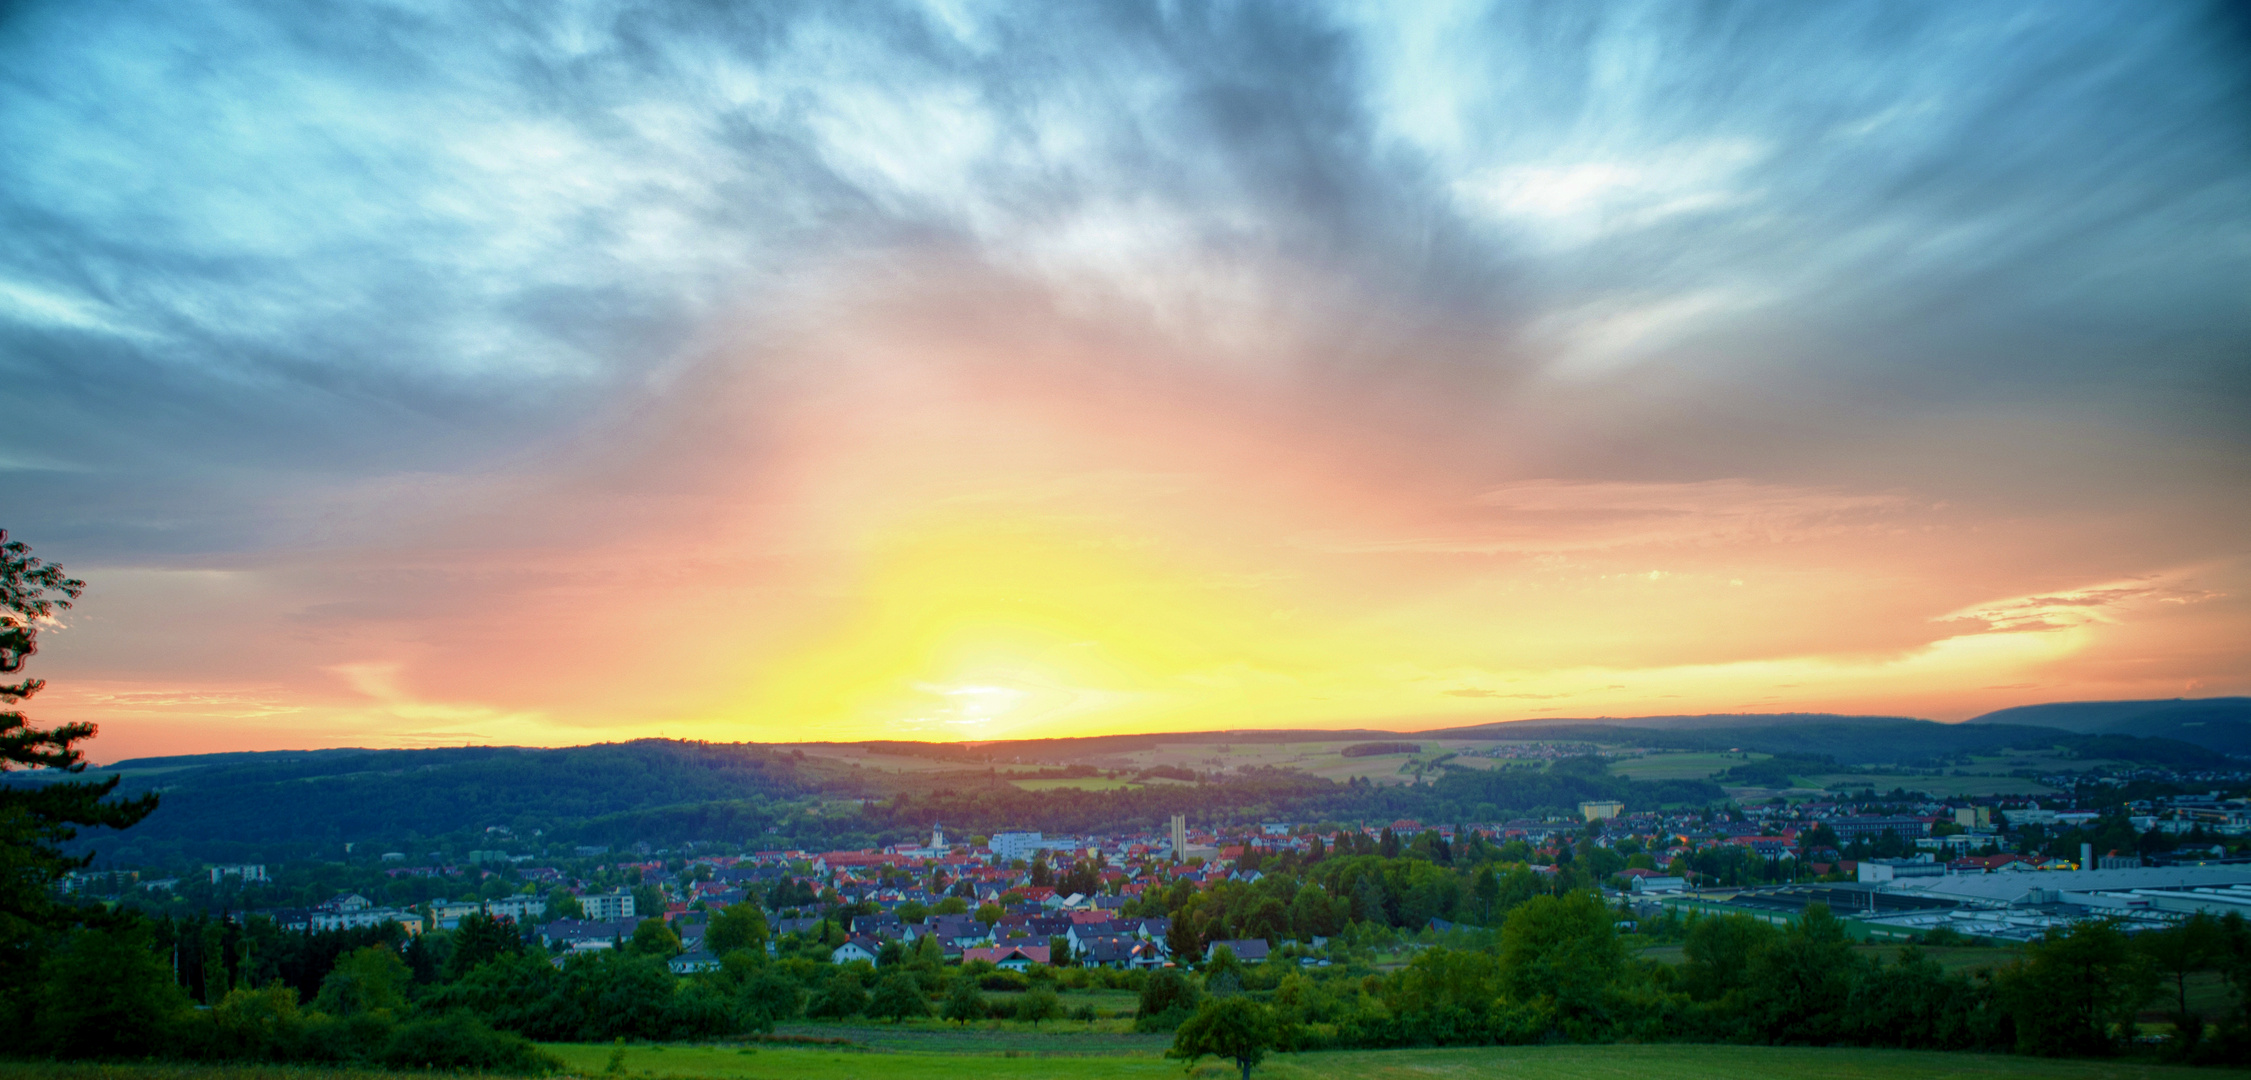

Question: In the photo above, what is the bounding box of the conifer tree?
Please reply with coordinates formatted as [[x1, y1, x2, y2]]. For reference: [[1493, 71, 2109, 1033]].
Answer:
[[1, 531, 159, 1002]]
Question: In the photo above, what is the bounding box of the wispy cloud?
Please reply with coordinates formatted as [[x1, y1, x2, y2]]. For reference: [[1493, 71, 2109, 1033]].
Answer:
[[1306, 479, 1914, 555]]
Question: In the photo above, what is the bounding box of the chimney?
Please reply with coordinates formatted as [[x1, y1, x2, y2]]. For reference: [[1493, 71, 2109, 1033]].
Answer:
[[2081, 842, 2093, 870]]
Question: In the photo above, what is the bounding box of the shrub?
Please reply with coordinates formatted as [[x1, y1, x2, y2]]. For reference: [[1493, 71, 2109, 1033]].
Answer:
[[867, 972, 931, 1022], [807, 976, 869, 1019], [382, 1012, 559, 1073]]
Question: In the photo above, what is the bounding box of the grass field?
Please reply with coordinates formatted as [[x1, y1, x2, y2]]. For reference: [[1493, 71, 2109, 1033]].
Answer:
[[1009, 777, 1145, 792], [4, 1042, 2230, 1080], [534, 1041, 2229, 1080]]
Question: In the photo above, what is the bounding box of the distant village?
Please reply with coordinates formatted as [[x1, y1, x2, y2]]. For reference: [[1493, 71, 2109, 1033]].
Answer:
[[65, 778, 2251, 974]]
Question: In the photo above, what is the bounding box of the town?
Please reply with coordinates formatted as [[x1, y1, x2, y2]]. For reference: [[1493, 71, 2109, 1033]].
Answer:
[[76, 775, 2251, 974]]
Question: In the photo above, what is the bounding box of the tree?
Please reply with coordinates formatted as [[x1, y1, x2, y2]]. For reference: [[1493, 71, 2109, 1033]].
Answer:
[[704, 903, 768, 956], [2138, 913, 2224, 1050], [314, 944, 411, 1016], [1168, 996, 1276, 1080], [1498, 891, 1624, 1035], [1999, 919, 2158, 1056], [447, 912, 525, 980], [807, 975, 868, 1019], [1744, 903, 1863, 1043], [942, 978, 986, 1024], [1019, 983, 1064, 1027], [628, 917, 682, 957], [32, 921, 189, 1058], [867, 971, 931, 1022], [1, 532, 158, 996], [1205, 943, 1246, 996], [1681, 912, 1778, 1003]]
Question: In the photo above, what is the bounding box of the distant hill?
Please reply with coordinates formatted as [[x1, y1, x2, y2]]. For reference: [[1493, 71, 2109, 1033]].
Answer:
[[1965, 697, 2251, 756], [8, 741, 837, 865], [18, 700, 2240, 867], [1422, 716, 2235, 768]]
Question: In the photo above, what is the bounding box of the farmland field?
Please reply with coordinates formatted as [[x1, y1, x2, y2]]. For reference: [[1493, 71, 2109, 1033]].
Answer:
[[1010, 777, 1145, 792]]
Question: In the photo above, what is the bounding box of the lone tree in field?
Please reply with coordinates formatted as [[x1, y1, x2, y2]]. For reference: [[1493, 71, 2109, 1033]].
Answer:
[[1, 530, 159, 993], [1167, 996, 1276, 1080]]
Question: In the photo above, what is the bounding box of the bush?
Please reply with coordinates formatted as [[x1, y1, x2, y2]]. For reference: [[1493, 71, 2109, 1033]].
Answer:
[[382, 1012, 559, 1073], [1135, 967, 1199, 1032], [867, 972, 931, 1022], [186, 985, 313, 1061], [981, 970, 1029, 992], [807, 976, 868, 1019]]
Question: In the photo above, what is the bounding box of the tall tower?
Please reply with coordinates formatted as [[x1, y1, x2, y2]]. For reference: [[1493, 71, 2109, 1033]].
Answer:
[[932, 823, 946, 851], [1170, 813, 1187, 861]]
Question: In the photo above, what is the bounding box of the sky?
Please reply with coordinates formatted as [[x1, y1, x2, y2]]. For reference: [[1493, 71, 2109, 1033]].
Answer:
[[2, 1, 2247, 761]]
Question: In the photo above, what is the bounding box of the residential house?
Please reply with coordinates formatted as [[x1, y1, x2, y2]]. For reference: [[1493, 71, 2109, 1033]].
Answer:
[[831, 935, 882, 965], [1073, 934, 1138, 968], [963, 944, 1049, 970], [669, 951, 722, 974], [1205, 939, 1270, 964], [539, 917, 640, 950]]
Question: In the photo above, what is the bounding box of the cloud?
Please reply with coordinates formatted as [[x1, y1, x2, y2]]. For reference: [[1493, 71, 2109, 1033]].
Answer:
[[1939, 576, 2224, 636], [2, 1, 2247, 752], [1306, 479, 1915, 555]]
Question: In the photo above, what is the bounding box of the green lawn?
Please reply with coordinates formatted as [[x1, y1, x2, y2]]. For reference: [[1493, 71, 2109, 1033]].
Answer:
[[1262, 1046, 2223, 1080], [3, 1043, 2229, 1080], [536, 1042, 2228, 1080]]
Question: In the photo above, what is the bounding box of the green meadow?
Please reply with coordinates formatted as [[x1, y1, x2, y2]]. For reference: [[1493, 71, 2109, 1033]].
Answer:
[[13, 1043, 2215, 1080]]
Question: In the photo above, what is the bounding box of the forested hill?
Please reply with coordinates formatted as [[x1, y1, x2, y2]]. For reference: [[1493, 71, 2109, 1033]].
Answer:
[[1428, 716, 2232, 767], [859, 756, 1723, 839], [17, 704, 2237, 866], [1965, 696, 2251, 756], [16, 739, 1725, 866], [12, 741, 830, 863]]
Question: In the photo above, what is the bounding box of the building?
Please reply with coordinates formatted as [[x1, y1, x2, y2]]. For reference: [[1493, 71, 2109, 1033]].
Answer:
[[1579, 801, 1624, 823], [963, 944, 1049, 970], [1831, 816, 1934, 841], [1629, 875, 1688, 894], [991, 831, 1044, 863], [1171, 814, 1187, 861], [580, 889, 635, 921], [487, 894, 549, 922], [210, 864, 269, 885], [1856, 858, 1946, 883], [830, 936, 882, 965], [1205, 938, 1270, 965], [668, 950, 721, 974], [309, 905, 420, 934], [1954, 807, 1993, 829], [1071, 934, 1135, 968], [539, 917, 640, 950]]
